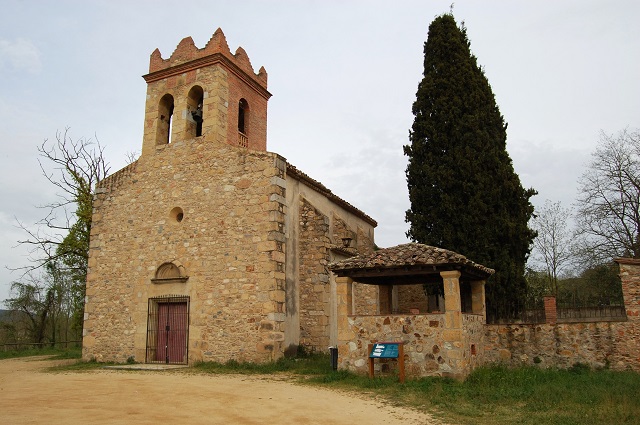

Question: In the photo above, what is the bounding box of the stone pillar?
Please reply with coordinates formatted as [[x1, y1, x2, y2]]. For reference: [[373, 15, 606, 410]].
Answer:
[[544, 296, 557, 325], [470, 280, 486, 318], [441, 270, 463, 378], [442, 271, 462, 328], [614, 258, 640, 371], [616, 259, 640, 318], [336, 276, 354, 368], [391, 285, 399, 314], [336, 277, 354, 338]]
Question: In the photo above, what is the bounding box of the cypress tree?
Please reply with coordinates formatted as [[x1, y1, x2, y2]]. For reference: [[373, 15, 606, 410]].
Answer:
[[404, 14, 536, 320]]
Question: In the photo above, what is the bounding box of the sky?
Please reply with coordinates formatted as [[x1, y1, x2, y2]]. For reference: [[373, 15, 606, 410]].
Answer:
[[0, 0, 638, 302]]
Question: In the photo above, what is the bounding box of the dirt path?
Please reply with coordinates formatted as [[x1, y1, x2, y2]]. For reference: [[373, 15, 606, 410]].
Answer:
[[0, 357, 442, 424]]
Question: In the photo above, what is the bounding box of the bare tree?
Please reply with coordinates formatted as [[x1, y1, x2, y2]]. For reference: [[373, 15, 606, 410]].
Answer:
[[576, 128, 640, 263], [531, 200, 574, 297], [8, 129, 109, 341], [5, 273, 56, 344], [125, 150, 140, 165], [14, 128, 109, 274]]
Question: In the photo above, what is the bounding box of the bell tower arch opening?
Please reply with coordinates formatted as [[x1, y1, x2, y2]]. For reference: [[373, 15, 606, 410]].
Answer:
[[157, 94, 174, 145], [187, 85, 204, 138], [141, 28, 271, 155], [238, 98, 249, 147]]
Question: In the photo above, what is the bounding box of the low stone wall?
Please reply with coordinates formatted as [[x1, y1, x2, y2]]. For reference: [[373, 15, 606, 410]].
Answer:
[[463, 314, 485, 373], [484, 321, 631, 369], [484, 259, 640, 371], [338, 313, 471, 377]]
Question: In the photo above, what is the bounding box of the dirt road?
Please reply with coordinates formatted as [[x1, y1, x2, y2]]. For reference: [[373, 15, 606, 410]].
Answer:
[[0, 357, 440, 424]]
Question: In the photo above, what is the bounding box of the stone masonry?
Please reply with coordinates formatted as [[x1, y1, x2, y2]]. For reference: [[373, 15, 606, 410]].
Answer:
[[484, 258, 640, 371], [83, 29, 377, 364], [84, 140, 287, 363]]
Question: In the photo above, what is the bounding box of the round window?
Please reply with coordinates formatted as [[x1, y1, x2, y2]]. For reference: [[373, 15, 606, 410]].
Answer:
[[170, 207, 184, 223]]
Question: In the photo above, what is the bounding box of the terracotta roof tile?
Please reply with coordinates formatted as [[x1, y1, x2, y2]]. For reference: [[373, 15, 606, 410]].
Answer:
[[329, 242, 494, 277]]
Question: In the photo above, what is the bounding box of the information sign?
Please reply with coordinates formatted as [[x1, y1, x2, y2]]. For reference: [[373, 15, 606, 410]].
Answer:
[[369, 342, 400, 359]]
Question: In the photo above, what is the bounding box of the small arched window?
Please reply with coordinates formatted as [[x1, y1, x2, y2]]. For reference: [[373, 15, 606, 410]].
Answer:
[[238, 99, 249, 148], [157, 94, 174, 145], [187, 85, 204, 138]]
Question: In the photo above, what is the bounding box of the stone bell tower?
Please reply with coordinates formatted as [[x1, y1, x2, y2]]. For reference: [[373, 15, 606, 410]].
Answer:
[[140, 28, 271, 156]]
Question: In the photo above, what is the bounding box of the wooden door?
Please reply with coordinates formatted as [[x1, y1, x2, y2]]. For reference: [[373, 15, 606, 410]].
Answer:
[[147, 299, 188, 364]]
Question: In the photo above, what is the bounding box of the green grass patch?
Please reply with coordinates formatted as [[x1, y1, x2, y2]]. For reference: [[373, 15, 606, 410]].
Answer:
[[413, 364, 640, 425], [47, 356, 117, 372], [193, 355, 640, 425], [192, 352, 330, 375], [0, 346, 109, 371], [4, 350, 640, 424], [0, 346, 82, 361]]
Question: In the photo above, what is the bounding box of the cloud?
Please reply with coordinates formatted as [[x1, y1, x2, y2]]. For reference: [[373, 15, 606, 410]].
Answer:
[[0, 38, 42, 74], [509, 139, 590, 210]]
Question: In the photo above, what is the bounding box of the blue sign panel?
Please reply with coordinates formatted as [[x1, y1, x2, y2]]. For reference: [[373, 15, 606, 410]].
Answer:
[[369, 343, 400, 358]]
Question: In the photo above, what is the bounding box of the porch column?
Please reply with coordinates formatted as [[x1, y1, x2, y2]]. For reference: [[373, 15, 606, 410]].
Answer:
[[336, 276, 355, 366], [441, 270, 463, 378], [470, 280, 486, 319], [442, 270, 462, 328]]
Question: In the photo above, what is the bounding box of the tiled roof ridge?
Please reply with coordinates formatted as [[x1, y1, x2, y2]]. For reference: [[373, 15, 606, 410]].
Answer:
[[329, 242, 494, 276], [286, 163, 377, 227]]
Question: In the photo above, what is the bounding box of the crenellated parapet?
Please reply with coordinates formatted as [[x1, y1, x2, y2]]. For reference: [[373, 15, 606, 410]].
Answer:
[[146, 28, 268, 89], [141, 27, 271, 155]]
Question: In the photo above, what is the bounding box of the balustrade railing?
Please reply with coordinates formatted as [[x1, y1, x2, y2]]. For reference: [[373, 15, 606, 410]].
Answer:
[[238, 132, 248, 148]]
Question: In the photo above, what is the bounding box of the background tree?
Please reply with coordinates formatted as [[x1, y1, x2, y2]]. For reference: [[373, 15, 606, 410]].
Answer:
[[523, 268, 550, 305], [5, 272, 57, 344], [404, 14, 536, 320], [7, 129, 108, 342], [557, 263, 623, 307], [575, 128, 640, 263], [530, 200, 574, 297]]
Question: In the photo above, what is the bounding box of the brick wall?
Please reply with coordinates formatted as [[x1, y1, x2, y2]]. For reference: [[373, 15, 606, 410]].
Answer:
[[142, 29, 270, 156]]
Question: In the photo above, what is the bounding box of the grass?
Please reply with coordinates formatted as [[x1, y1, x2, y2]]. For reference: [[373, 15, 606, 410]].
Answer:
[[193, 354, 640, 425], [0, 346, 82, 361], [3, 349, 640, 424], [192, 352, 330, 375], [394, 364, 640, 425]]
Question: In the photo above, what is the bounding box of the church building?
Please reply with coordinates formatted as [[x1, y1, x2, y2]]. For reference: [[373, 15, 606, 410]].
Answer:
[[82, 29, 378, 364]]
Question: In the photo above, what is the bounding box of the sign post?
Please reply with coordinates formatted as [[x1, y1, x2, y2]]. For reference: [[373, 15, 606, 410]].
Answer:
[[368, 342, 405, 383]]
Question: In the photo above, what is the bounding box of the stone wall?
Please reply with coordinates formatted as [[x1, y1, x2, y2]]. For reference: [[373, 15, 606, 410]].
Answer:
[[484, 322, 624, 369], [284, 170, 377, 353], [295, 200, 377, 352], [397, 285, 430, 314], [484, 259, 640, 371], [298, 199, 331, 350], [462, 314, 486, 373], [83, 138, 285, 364], [332, 213, 377, 316], [338, 313, 462, 377]]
